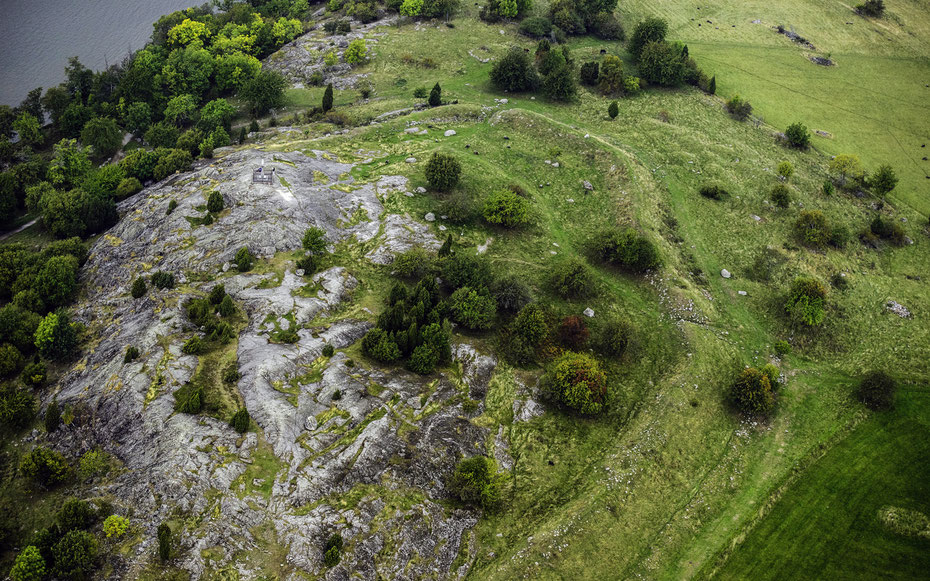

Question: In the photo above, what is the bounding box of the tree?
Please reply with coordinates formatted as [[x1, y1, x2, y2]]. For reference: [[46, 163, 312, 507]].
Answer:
[[708, 75, 716, 95], [608, 101, 619, 119], [869, 164, 898, 196], [157, 523, 172, 561], [425, 152, 462, 191], [785, 276, 827, 327], [589, 227, 660, 273], [198, 99, 236, 133], [13, 113, 43, 146], [167, 18, 211, 48], [36, 255, 79, 309], [598, 55, 624, 94], [80, 117, 122, 159], [857, 370, 895, 410], [483, 189, 531, 227], [857, 0, 885, 17], [52, 530, 97, 580], [124, 102, 152, 137], [207, 190, 224, 213], [771, 184, 792, 208], [429, 83, 442, 107], [145, 122, 180, 149], [546, 351, 608, 415], [215, 52, 262, 92], [638, 41, 685, 86], [241, 70, 288, 116], [230, 408, 250, 433], [323, 533, 343, 567], [235, 247, 254, 271], [20, 446, 70, 486], [828, 154, 864, 187], [152, 148, 193, 180], [729, 367, 775, 416], [57, 497, 94, 532], [448, 456, 503, 509], [784, 122, 810, 149], [272, 17, 303, 46], [550, 257, 595, 298], [45, 400, 61, 432], [35, 312, 78, 359], [543, 63, 578, 102], [150, 271, 175, 289], [449, 287, 497, 330], [0, 343, 24, 377], [725, 95, 752, 121], [580, 61, 600, 86], [322, 83, 334, 113], [629, 17, 668, 61], [48, 139, 91, 190], [490, 47, 540, 92], [400, 0, 424, 17], [10, 546, 45, 581], [793, 210, 831, 248], [345, 39, 368, 65], [0, 384, 37, 429]]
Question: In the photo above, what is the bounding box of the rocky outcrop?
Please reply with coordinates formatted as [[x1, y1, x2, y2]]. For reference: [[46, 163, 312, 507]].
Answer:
[[44, 146, 494, 579]]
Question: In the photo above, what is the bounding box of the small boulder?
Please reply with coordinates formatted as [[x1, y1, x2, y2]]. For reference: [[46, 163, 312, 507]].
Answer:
[[721, 269, 731, 279], [405, 157, 417, 163], [583, 307, 595, 318], [444, 129, 456, 137], [424, 212, 436, 222]]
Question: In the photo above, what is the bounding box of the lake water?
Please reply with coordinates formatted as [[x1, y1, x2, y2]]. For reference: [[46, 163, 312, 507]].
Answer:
[[0, 0, 200, 106]]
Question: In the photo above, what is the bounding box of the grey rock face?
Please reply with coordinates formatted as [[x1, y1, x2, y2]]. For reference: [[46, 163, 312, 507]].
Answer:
[[43, 147, 489, 580]]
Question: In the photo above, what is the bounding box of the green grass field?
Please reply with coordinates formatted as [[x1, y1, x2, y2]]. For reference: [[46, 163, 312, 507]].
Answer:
[[258, 5, 930, 577]]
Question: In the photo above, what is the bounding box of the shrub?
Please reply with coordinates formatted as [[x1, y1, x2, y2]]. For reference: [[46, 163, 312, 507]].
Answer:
[[869, 164, 898, 196], [130, 277, 147, 298], [428, 83, 442, 107], [441, 253, 493, 291], [774, 340, 792, 356], [449, 287, 497, 330], [483, 189, 531, 227], [230, 408, 250, 433], [594, 317, 631, 357], [784, 122, 810, 149], [322, 344, 335, 357], [589, 228, 660, 273], [362, 328, 401, 363], [438, 192, 476, 224], [20, 446, 70, 486], [115, 177, 143, 200], [699, 184, 727, 200], [407, 343, 439, 374], [637, 41, 685, 86], [546, 351, 608, 415], [322, 83, 334, 113], [628, 17, 668, 61], [206, 191, 224, 213], [829, 224, 850, 248], [425, 153, 461, 191], [10, 545, 45, 581], [157, 523, 171, 561], [0, 385, 37, 430], [22, 358, 47, 387], [542, 62, 578, 102], [771, 184, 792, 208], [34, 312, 77, 360], [729, 367, 775, 416], [181, 336, 205, 355], [605, 102, 619, 121], [726, 95, 753, 121], [174, 383, 204, 414], [448, 456, 502, 509], [103, 515, 129, 538], [785, 277, 827, 327], [794, 210, 831, 248], [167, 200, 178, 215], [597, 55, 624, 94], [869, 215, 906, 246], [490, 47, 540, 92], [550, 257, 595, 298], [345, 39, 368, 65], [0, 343, 24, 377], [776, 161, 794, 180], [57, 498, 94, 532], [235, 247, 254, 271], [558, 315, 589, 350], [222, 364, 240, 383], [857, 371, 895, 410], [857, 0, 885, 17], [520, 16, 552, 38], [323, 533, 343, 567], [151, 271, 175, 289], [123, 346, 140, 363], [829, 154, 865, 188], [393, 247, 431, 278], [77, 449, 108, 480], [52, 530, 97, 580], [512, 303, 548, 345], [580, 61, 600, 86], [491, 276, 532, 313]]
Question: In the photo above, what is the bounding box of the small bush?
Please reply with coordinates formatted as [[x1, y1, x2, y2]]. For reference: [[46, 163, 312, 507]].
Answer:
[[166, 199, 178, 215], [857, 370, 895, 410], [438, 192, 476, 224], [448, 456, 502, 510], [413, 87, 428, 99], [322, 344, 335, 357], [490, 47, 539, 92], [424, 152, 462, 191], [206, 190, 224, 213], [608, 101, 619, 119], [771, 184, 792, 208], [44, 399, 61, 433], [483, 189, 532, 227], [594, 317, 631, 357], [545, 351, 608, 415], [776, 161, 794, 180], [558, 316, 589, 350], [10, 545, 46, 581], [441, 253, 493, 291], [77, 449, 108, 480], [857, 0, 885, 17], [115, 177, 143, 200], [699, 184, 727, 200], [726, 95, 752, 121], [729, 367, 775, 416], [181, 336, 205, 355], [151, 271, 175, 289], [123, 346, 140, 363], [57, 498, 94, 532], [222, 364, 240, 383], [449, 287, 497, 330], [428, 83, 442, 107], [491, 276, 532, 313], [22, 359, 47, 388], [230, 408, 250, 433], [774, 340, 792, 356], [393, 247, 431, 278], [0, 385, 37, 429], [794, 210, 831, 248], [130, 277, 147, 299], [344, 39, 368, 65], [20, 446, 70, 486], [103, 515, 129, 538], [52, 530, 97, 580], [362, 328, 401, 363], [588, 228, 661, 273], [234, 247, 254, 272], [550, 257, 595, 299], [519, 16, 552, 38], [580, 61, 600, 86], [784, 122, 811, 149], [323, 533, 343, 567], [869, 164, 898, 197], [785, 277, 827, 327], [511, 303, 548, 346], [174, 383, 204, 414], [869, 215, 906, 246]]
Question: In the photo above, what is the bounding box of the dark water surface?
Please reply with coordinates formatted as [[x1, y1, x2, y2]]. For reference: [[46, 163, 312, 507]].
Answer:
[[0, 0, 200, 106]]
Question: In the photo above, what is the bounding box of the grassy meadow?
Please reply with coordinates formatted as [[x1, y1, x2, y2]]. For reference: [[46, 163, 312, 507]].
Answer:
[[244, 3, 930, 578]]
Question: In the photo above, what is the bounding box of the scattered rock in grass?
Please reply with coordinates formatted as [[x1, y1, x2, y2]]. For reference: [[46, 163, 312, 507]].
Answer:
[[425, 212, 436, 222], [444, 129, 456, 136], [415, 186, 426, 193], [810, 56, 834, 66], [405, 157, 417, 163], [738, 291, 748, 296], [886, 300, 912, 318], [583, 308, 595, 318], [721, 269, 732, 278], [582, 180, 594, 191], [751, 215, 762, 222]]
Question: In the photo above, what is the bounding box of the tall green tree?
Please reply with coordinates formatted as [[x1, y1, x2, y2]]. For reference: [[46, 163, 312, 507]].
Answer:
[[80, 117, 122, 159], [241, 70, 288, 116], [322, 83, 334, 113]]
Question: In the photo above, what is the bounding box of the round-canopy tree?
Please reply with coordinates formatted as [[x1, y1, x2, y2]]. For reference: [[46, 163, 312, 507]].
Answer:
[[546, 351, 608, 415]]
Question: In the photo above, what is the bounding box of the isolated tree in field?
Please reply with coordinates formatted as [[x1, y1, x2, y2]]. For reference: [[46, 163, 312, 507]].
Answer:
[[429, 83, 442, 107], [857, 370, 896, 410], [784, 122, 811, 149], [725, 95, 752, 121], [322, 83, 334, 113], [828, 154, 864, 187], [708, 75, 716, 94], [483, 189, 531, 227], [869, 164, 898, 196], [729, 367, 775, 416], [490, 47, 539, 92], [207, 190, 224, 213], [425, 152, 461, 191], [628, 17, 668, 61], [785, 276, 827, 327], [608, 101, 619, 119]]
